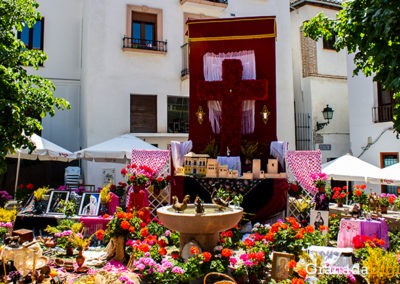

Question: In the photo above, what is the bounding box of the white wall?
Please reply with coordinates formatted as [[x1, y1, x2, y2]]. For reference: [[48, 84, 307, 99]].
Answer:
[[290, 4, 349, 160], [80, 0, 295, 150], [32, 0, 83, 151]]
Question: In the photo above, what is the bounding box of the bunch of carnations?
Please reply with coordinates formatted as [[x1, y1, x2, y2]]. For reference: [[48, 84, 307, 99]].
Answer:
[[352, 185, 368, 204], [121, 164, 154, 187], [332, 186, 349, 204]]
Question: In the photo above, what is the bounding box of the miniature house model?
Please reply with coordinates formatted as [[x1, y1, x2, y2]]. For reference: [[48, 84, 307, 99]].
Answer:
[[206, 159, 218, 178], [184, 152, 209, 175]]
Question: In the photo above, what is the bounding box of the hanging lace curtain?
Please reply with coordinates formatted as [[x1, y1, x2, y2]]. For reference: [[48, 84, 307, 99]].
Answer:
[[203, 50, 256, 135]]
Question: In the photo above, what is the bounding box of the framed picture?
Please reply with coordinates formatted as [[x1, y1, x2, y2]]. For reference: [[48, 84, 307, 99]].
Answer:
[[46, 191, 70, 214], [310, 210, 329, 231], [78, 193, 100, 216], [126, 254, 135, 272], [271, 252, 295, 281]]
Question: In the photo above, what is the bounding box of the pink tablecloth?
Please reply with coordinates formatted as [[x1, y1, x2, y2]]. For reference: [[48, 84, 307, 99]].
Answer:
[[337, 218, 389, 249], [79, 216, 112, 236]]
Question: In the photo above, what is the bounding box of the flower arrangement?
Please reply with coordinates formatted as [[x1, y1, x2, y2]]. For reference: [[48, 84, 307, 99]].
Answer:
[[103, 209, 143, 240], [362, 245, 399, 283], [0, 222, 13, 243], [121, 164, 154, 187], [45, 220, 84, 251], [100, 182, 112, 204], [310, 172, 328, 188], [378, 193, 396, 208], [15, 183, 34, 204], [152, 175, 171, 195], [0, 208, 16, 222], [34, 186, 49, 201], [352, 185, 368, 204], [331, 186, 349, 204], [0, 191, 12, 207], [111, 182, 127, 198]]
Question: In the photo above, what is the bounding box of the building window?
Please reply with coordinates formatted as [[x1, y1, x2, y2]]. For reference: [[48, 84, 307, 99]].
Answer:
[[322, 36, 335, 50], [380, 152, 398, 195], [123, 5, 166, 52], [130, 95, 157, 133], [373, 83, 394, 123], [18, 19, 44, 50], [168, 97, 189, 133]]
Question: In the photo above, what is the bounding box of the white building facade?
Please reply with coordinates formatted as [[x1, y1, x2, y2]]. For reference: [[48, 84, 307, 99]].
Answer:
[[347, 57, 400, 194], [31, 0, 295, 187], [290, 0, 350, 163]]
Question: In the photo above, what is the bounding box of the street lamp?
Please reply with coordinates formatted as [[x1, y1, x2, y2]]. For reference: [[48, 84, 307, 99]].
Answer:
[[316, 104, 334, 131]]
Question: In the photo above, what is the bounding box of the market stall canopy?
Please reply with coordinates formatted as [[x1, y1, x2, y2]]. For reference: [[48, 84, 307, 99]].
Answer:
[[76, 133, 159, 162], [321, 153, 381, 182], [367, 162, 400, 186], [6, 133, 76, 162]]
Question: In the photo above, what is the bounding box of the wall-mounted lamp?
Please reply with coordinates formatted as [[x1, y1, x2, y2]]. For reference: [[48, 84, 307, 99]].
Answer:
[[316, 104, 334, 131], [260, 105, 270, 124]]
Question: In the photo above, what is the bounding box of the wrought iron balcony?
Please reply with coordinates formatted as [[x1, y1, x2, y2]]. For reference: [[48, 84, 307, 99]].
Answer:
[[123, 37, 167, 53], [372, 105, 393, 123], [180, 0, 228, 7]]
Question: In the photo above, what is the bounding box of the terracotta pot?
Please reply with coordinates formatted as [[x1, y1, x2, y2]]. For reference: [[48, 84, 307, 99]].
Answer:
[[318, 185, 326, 193], [337, 201, 343, 208], [76, 250, 85, 267], [381, 206, 388, 214], [66, 247, 74, 256]]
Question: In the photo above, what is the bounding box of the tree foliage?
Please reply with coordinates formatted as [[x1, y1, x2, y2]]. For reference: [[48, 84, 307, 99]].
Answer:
[[0, 0, 70, 172], [303, 0, 400, 135]]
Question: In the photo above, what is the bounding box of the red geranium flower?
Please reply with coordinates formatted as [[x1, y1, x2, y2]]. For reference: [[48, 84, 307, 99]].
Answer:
[[305, 225, 314, 233], [139, 243, 149, 252], [141, 227, 148, 237], [288, 259, 297, 268], [121, 168, 128, 176], [158, 247, 167, 255], [298, 268, 307, 279], [201, 252, 212, 262], [121, 220, 130, 230], [129, 226, 135, 233], [96, 230, 105, 240], [221, 248, 232, 258], [126, 213, 134, 220], [26, 184, 34, 190], [116, 211, 125, 219], [103, 214, 110, 218], [190, 246, 199, 255]]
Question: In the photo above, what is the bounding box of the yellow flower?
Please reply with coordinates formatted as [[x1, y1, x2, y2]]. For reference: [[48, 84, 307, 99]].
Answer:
[[50, 269, 58, 278]]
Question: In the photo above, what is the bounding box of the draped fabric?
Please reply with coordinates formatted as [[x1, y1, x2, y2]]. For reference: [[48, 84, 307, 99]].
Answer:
[[270, 141, 288, 169], [203, 50, 256, 135], [171, 140, 193, 169], [286, 150, 322, 195]]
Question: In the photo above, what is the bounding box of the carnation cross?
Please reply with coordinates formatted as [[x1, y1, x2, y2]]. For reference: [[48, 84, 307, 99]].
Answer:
[[197, 59, 268, 156]]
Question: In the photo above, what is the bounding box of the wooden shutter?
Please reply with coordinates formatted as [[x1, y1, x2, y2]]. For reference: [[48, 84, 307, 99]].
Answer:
[[130, 95, 157, 133]]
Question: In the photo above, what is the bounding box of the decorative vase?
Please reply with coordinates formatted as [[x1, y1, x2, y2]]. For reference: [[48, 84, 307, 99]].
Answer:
[[337, 201, 343, 208], [66, 247, 74, 256], [380, 206, 388, 214], [76, 250, 85, 267]]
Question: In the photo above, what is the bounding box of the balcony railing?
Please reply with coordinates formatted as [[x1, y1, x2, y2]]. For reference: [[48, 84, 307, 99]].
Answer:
[[180, 0, 228, 6], [181, 42, 189, 78], [372, 105, 393, 123], [123, 37, 167, 52]]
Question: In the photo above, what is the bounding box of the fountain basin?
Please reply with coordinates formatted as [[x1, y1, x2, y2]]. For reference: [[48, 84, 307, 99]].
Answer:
[[157, 204, 243, 251]]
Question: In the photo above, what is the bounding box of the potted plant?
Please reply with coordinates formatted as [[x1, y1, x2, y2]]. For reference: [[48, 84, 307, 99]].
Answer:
[[121, 164, 153, 192], [310, 172, 328, 192], [332, 186, 348, 207], [152, 175, 171, 196], [288, 183, 303, 199], [352, 185, 368, 208], [379, 194, 390, 214], [33, 186, 49, 214]]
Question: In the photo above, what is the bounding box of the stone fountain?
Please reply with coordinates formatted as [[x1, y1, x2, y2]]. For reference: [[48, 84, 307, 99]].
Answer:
[[157, 202, 243, 252]]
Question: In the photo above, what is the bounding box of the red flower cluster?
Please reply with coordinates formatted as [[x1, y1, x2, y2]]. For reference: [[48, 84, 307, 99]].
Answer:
[[221, 248, 232, 258], [288, 259, 297, 268], [96, 229, 105, 241], [332, 187, 349, 203], [190, 246, 199, 255], [121, 220, 130, 230], [291, 278, 304, 284], [221, 231, 233, 238], [352, 234, 385, 249], [201, 252, 212, 262]]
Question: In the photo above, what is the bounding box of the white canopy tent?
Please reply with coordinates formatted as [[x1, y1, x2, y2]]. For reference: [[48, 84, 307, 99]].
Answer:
[[321, 153, 381, 182], [6, 134, 76, 195], [367, 162, 400, 186], [76, 133, 159, 163]]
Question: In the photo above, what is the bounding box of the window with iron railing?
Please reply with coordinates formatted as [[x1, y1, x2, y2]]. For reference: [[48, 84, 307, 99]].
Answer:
[[181, 43, 189, 78], [372, 83, 394, 123]]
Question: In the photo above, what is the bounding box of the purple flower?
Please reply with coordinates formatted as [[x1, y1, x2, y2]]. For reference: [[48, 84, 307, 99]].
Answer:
[[347, 274, 356, 283], [164, 230, 171, 236], [57, 185, 66, 191], [119, 276, 129, 282], [381, 193, 387, 198]]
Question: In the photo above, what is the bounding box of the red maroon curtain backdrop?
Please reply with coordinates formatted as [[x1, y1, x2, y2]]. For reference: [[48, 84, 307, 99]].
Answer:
[[188, 17, 277, 153]]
